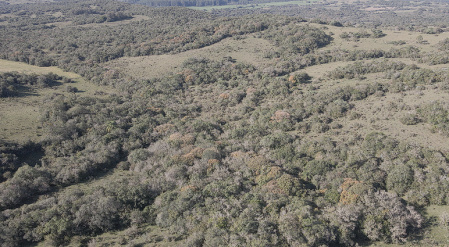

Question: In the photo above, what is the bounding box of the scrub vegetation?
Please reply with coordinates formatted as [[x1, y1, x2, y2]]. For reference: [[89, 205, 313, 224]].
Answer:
[[1, 0, 449, 246]]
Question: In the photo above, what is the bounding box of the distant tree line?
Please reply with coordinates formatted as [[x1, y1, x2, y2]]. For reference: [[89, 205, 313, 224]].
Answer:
[[121, 0, 311, 7]]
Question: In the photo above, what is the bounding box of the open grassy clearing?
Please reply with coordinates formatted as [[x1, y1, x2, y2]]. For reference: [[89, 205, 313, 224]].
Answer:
[[315, 24, 449, 53], [387, 58, 449, 70], [301, 61, 354, 78], [48, 11, 64, 18], [78, 15, 151, 27], [43, 15, 150, 28], [300, 62, 449, 151], [106, 35, 276, 79], [301, 57, 449, 81], [0, 59, 115, 143], [362, 6, 395, 12], [0, 59, 76, 76], [316, 87, 449, 152], [0, 59, 115, 97], [290, 24, 449, 83], [421, 205, 449, 245], [0, 98, 42, 143]]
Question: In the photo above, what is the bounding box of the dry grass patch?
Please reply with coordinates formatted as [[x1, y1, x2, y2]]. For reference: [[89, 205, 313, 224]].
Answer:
[[0, 59, 115, 96], [0, 59, 76, 75], [337, 88, 449, 152], [421, 205, 449, 245], [0, 98, 41, 142], [315, 24, 449, 53], [301, 61, 354, 78], [105, 35, 275, 79], [0, 59, 115, 143], [44, 15, 150, 28], [78, 15, 150, 28]]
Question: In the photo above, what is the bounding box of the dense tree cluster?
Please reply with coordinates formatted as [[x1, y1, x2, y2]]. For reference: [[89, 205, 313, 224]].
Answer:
[[0, 141, 43, 183], [326, 60, 407, 80], [339, 29, 385, 41], [0, 72, 70, 97], [3, 53, 449, 246], [261, 23, 332, 57]]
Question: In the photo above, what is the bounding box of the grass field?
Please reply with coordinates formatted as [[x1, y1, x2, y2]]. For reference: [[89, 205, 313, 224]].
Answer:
[[340, 87, 449, 151], [310, 23, 449, 53], [0, 59, 114, 143], [423, 205, 449, 245], [106, 35, 276, 80], [41, 15, 150, 28]]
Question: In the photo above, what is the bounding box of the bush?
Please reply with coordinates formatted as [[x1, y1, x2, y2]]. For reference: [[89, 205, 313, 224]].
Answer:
[[66, 85, 78, 93], [399, 113, 421, 125], [289, 72, 311, 84], [0, 165, 51, 209], [386, 164, 414, 195]]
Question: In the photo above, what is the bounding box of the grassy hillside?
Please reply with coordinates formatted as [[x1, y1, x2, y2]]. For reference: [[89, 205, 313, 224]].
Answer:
[[105, 36, 275, 79], [0, 59, 115, 143]]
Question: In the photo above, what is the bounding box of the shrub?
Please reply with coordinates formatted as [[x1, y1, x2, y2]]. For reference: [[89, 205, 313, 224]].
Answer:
[[399, 113, 421, 125], [66, 85, 78, 93], [289, 72, 311, 84]]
